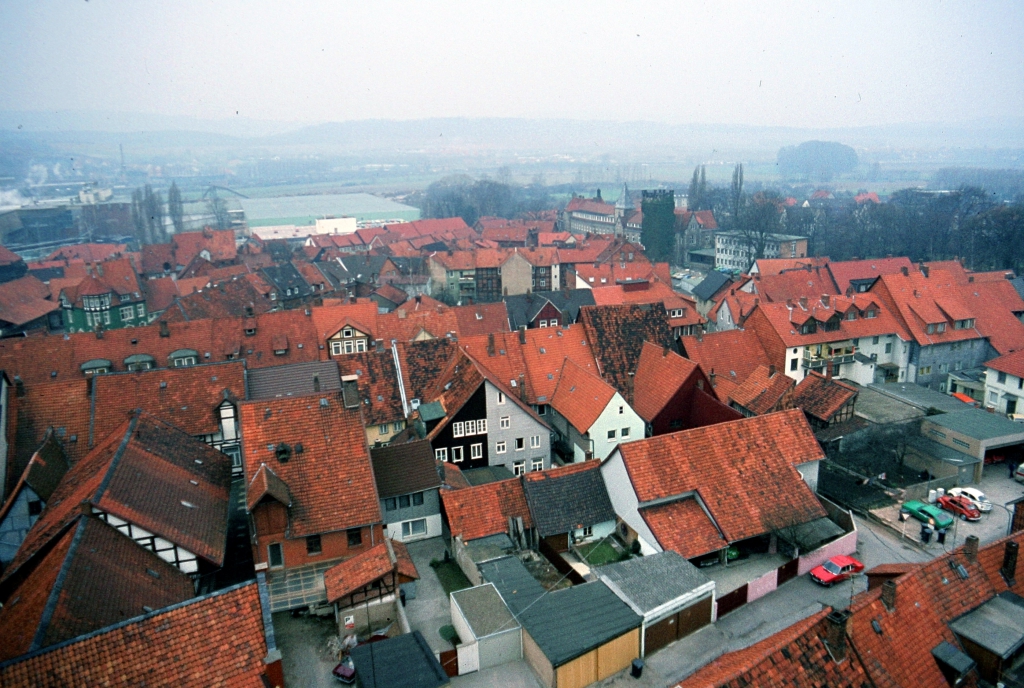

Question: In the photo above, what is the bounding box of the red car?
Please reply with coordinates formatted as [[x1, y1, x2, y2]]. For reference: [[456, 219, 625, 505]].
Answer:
[[809, 555, 864, 586], [937, 495, 982, 522]]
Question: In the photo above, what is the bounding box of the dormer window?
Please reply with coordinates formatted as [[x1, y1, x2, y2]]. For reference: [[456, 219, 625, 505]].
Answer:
[[846, 311, 857, 321], [80, 359, 112, 376], [169, 349, 199, 367], [954, 319, 974, 330], [82, 293, 112, 311], [864, 309, 876, 318], [936, 322, 946, 333], [800, 321, 817, 335], [670, 309, 684, 318], [343, 328, 354, 338]]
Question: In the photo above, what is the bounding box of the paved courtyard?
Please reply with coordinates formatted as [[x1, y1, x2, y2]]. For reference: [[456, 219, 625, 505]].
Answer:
[[402, 536, 455, 654]]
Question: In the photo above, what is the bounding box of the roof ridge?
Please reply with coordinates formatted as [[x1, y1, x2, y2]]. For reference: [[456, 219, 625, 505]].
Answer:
[[29, 517, 88, 653], [91, 413, 139, 504]]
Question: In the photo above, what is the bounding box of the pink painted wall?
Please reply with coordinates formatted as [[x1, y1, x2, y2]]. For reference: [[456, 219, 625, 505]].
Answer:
[[797, 530, 858, 576], [746, 567, 778, 603]]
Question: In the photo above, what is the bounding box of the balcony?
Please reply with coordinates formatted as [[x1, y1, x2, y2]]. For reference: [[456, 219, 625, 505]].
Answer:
[[802, 349, 856, 370]]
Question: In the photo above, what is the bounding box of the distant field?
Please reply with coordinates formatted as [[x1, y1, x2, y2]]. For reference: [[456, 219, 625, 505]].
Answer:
[[238, 192, 420, 226]]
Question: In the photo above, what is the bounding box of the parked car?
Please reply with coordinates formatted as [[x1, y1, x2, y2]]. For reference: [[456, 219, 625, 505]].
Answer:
[[809, 555, 865, 586], [1016, 464, 1024, 484], [902, 500, 954, 529], [946, 487, 992, 513], [937, 495, 982, 521]]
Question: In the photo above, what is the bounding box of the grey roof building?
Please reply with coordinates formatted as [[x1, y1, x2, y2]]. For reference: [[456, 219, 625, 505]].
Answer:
[[596, 550, 716, 656], [246, 360, 341, 400], [692, 270, 732, 303], [522, 463, 615, 539], [370, 440, 440, 499], [350, 631, 449, 688], [504, 290, 596, 330]]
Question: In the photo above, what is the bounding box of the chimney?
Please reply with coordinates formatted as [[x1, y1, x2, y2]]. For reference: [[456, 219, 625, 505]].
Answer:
[[968, 275, 974, 283], [709, 369, 716, 388], [964, 535, 979, 563], [662, 345, 669, 357], [821, 294, 830, 307], [826, 360, 834, 380], [1001, 541, 1019, 585], [14, 376, 25, 397], [518, 326, 526, 344], [159, 320, 170, 338], [415, 294, 422, 304], [799, 296, 808, 309], [769, 364, 776, 377], [487, 333, 495, 356], [900, 266, 909, 276], [95, 325, 103, 339], [919, 262, 929, 277], [518, 373, 526, 401], [825, 609, 850, 661], [881, 579, 897, 611]]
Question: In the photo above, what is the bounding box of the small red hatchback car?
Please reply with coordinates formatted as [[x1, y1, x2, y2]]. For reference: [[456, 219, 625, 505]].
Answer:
[[937, 495, 982, 522], [809, 555, 865, 586]]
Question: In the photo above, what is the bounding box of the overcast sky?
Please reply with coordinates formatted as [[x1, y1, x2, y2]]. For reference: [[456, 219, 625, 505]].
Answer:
[[1, 1, 1022, 129]]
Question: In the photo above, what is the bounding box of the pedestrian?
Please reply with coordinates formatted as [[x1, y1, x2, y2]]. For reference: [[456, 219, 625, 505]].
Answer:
[[1011, 461, 1018, 479]]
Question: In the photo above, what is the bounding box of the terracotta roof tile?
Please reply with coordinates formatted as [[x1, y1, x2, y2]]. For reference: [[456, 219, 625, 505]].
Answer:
[[957, 279, 1024, 355], [617, 410, 826, 542], [751, 266, 839, 303], [641, 498, 727, 559], [396, 338, 459, 403], [172, 228, 237, 264], [632, 341, 706, 423], [245, 463, 293, 511], [746, 293, 906, 348], [986, 347, 1024, 379], [0, 581, 269, 687], [579, 303, 674, 404], [751, 257, 830, 276], [389, 538, 419, 581], [0, 276, 59, 327], [564, 197, 615, 215], [679, 331, 767, 396], [728, 365, 795, 415], [791, 371, 858, 422], [324, 541, 395, 602], [441, 477, 532, 542], [160, 277, 272, 323], [239, 394, 382, 537], [872, 268, 982, 346], [336, 349, 405, 426], [452, 302, 509, 337], [0, 516, 195, 661], [550, 358, 618, 433]]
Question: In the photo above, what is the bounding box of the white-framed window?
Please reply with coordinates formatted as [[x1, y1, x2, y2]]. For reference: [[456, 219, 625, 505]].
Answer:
[[497, 392, 505, 404], [120, 305, 135, 321], [402, 519, 427, 538], [452, 446, 464, 462], [471, 443, 482, 459], [495, 441, 506, 454], [539, 320, 548, 328], [618, 406, 624, 414], [621, 427, 630, 438], [268, 542, 284, 568], [580, 526, 593, 538], [515, 437, 524, 451], [513, 461, 526, 476], [530, 435, 540, 448], [173, 356, 197, 367], [103, 310, 111, 325], [435, 448, 448, 462], [137, 303, 145, 317], [531, 458, 544, 471], [452, 422, 465, 437], [330, 341, 343, 356], [379, 423, 389, 434], [607, 429, 617, 441], [477, 419, 487, 433], [465, 420, 476, 435], [343, 328, 353, 338], [537, 405, 546, 415], [500, 416, 510, 429]]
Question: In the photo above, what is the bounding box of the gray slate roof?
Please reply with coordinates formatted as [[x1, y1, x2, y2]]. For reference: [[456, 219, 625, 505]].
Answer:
[[925, 408, 1024, 442], [519, 581, 641, 668], [504, 290, 596, 329], [948, 592, 1024, 659], [867, 383, 973, 414], [478, 556, 546, 616], [246, 360, 341, 400], [451, 583, 519, 638], [350, 631, 449, 688], [522, 464, 615, 538], [692, 270, 732, 302], [370, 440, 441, 498], [597, 551, 710, 614]]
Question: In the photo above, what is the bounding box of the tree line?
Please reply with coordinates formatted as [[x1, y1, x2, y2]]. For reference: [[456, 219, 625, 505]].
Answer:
[[419, 175, 553, 227], [129, 182, 186, 245]]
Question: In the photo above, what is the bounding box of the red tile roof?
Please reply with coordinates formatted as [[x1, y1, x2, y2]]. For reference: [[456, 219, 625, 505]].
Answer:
[[396, 338, 459, 403], [750, 266, 839, 304], [0, 581, 269, 687], [684, 327, 770, 393], [752, 257, 829, 276], [0, 244, 24, 265], [372, 282, 408, 306], [986, 347, 1024, 379], [452, 302, 510, 338], [0, 516, 195, 661], [791, 371, 858, 423], [579, 304, 675, 404], [677, 609, 871, 688], [675, 209, 718, 230], [324, 540, 395, 602], [957, 279, 1024, 355], [0, 275, 59, 326], [826, 257, 914, 295], [440, 477, 532, 542], [617, 410, 826, 543], [632, 342, 706, 423], [172, 228, 237, 264], [89, 360, 246, 440], [565, 197, 616, 216], [160, 277, 273, 323], [389, 538, 419, 581], [641, 498, 727, 559], [245, 463, 292, 511], [46, 243, 129, 263], [239, 394, 381, 538], [728, 365, 795, 415], [550, 358, 618, 433], [871, 268, 982, 346], [746, 293, 905, 348], [1, 413, 232, 590], [336, 350, 405, 426]]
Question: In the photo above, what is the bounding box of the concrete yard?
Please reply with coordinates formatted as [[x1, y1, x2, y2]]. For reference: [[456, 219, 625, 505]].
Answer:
[[274, 611, 340, 688], [402, 536, 456, 654]]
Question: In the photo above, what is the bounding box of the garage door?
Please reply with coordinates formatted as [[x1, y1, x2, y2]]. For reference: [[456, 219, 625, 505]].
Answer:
[[644, 595, 714, 656]]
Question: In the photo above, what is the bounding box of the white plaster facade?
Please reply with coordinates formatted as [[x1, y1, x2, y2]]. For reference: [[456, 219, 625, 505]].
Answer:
[[983, 365, 1024, 415]]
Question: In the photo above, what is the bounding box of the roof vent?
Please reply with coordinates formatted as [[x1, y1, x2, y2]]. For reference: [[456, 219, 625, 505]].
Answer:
[[180, 500, 196, 508], [276, 443, 292, 462], [320, 398, 329, 408], [160, 382, 167, 389], [295, 443, 304, 454]]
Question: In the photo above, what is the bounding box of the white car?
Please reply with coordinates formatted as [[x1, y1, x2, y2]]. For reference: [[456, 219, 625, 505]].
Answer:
[[947, 487, 992, 512]]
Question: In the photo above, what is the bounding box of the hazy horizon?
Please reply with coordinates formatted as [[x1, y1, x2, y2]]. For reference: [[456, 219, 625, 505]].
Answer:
[[2, 1, 1023, 133]]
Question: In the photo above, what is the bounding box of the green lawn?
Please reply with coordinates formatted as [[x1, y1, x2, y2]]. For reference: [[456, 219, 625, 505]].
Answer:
[[576, 541, 627, 567], [430, 559, 471, 595]]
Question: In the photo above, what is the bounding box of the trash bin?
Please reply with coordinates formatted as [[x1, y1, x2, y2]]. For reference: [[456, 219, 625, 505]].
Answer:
[[936, 529, 947, 545], [921, 525, 933, 544], [631, 658, 644, 679], [399, 588, 407, 607]]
